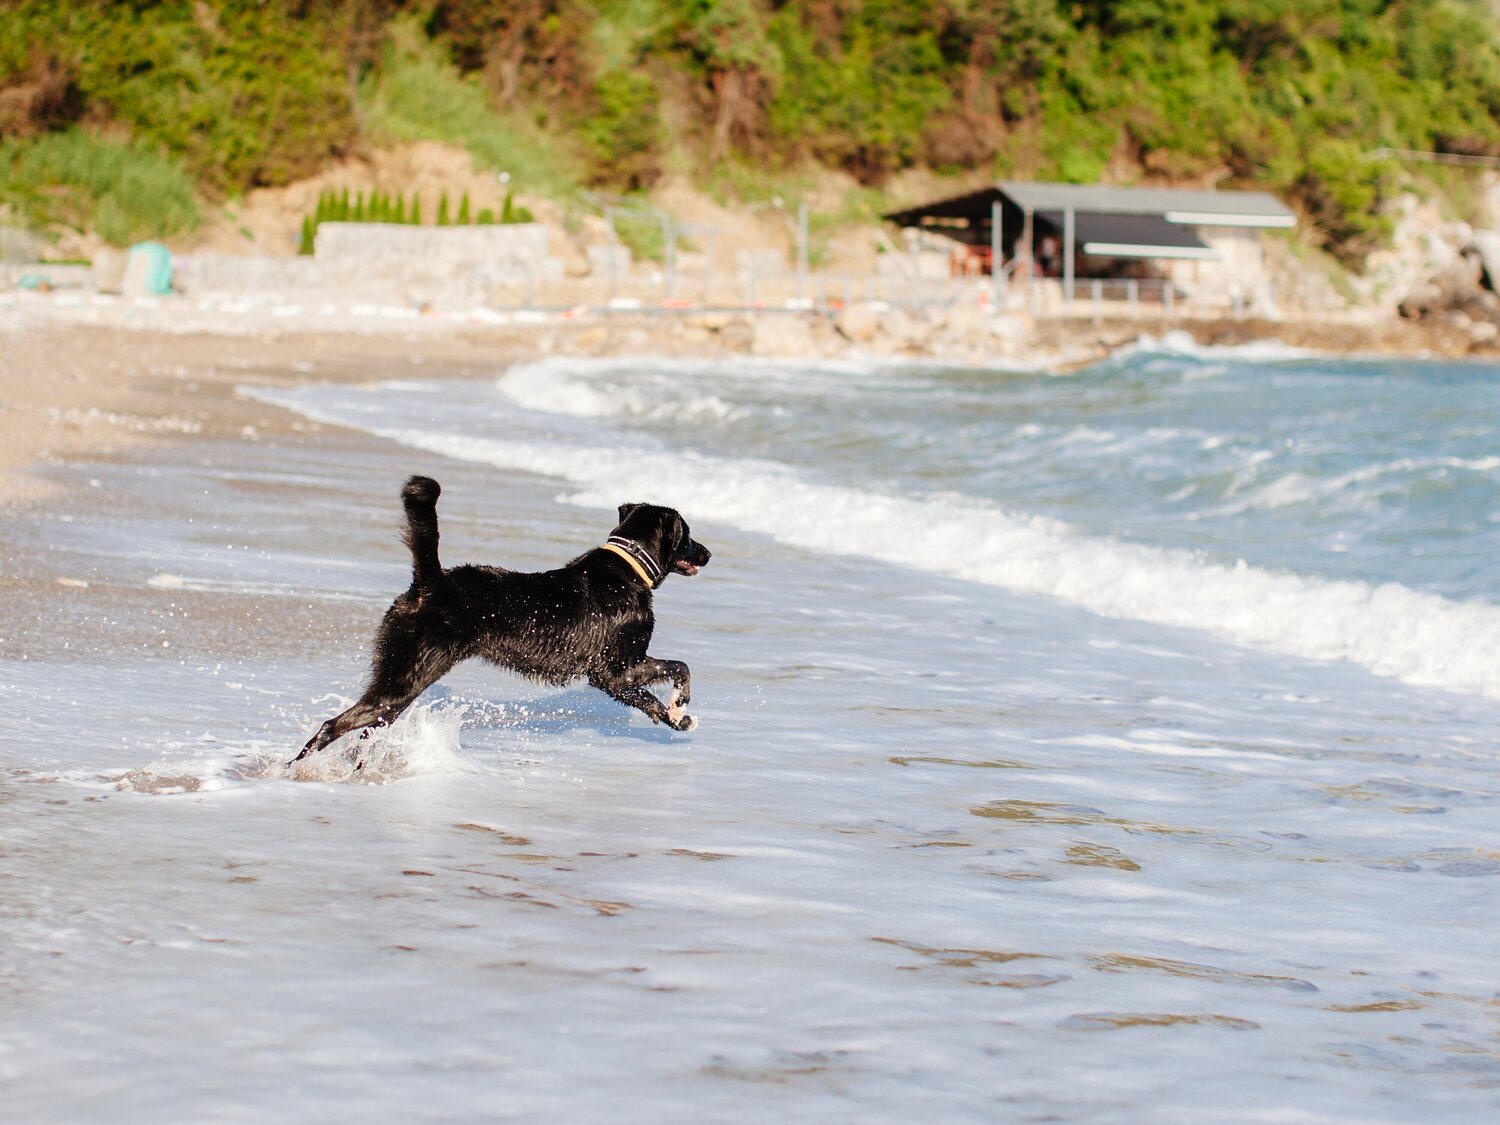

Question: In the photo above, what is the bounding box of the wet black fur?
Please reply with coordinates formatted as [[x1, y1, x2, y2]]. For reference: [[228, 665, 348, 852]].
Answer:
[[292, 476, 711, 763]]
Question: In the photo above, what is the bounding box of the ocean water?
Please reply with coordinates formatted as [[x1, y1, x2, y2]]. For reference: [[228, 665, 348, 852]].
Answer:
[[4, 336, 1500, 1121]]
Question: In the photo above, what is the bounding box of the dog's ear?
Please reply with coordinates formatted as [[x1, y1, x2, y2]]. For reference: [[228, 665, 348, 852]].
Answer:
[[617, 502, 645, 524]]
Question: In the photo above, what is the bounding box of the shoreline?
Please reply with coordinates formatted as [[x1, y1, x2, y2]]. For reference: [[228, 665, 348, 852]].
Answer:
[[0, 298, 1491, 511]]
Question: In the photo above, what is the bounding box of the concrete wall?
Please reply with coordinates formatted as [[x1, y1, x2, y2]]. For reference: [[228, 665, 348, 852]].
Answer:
[[1173, 227, 1267, 306], [0, 263, 90, 288], [174, 255, 331, 295], [169, 223, 563, 301], [315, 222, 553, 274], [1, 226, 41, 264]]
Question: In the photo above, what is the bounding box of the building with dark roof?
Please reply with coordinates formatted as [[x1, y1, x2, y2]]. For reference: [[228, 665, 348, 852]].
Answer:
[[883, 182, 1296, 311]]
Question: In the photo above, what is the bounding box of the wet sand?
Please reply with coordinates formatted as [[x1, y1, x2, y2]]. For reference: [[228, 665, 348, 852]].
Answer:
[[0, 323, 530, 507]]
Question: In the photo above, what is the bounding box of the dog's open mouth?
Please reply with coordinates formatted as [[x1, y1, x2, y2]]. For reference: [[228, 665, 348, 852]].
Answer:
[[673, 560, 701, 576]]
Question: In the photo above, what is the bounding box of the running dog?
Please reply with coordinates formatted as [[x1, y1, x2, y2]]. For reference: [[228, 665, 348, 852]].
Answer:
[[292, 475, 711, 763]]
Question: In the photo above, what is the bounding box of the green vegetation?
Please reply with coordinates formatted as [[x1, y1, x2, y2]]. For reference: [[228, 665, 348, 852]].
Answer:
[[0, 128, 198, 246], [3, 1, 1500, 263], [500, 191, 535, 224], [296, 183, 523, 252], [357, 17, 582, 200], [0, 1, 355, 193]]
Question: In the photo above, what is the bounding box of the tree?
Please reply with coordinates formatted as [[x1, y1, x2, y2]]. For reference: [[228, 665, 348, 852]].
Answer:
[[680, 0, 781, 163]]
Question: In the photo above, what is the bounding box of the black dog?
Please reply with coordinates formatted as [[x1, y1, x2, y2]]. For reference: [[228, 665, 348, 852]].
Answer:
[[292, 476, 710, 763]]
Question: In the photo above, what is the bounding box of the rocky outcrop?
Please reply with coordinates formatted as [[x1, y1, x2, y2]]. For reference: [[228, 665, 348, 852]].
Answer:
[[1368, 190, 1500, 341]]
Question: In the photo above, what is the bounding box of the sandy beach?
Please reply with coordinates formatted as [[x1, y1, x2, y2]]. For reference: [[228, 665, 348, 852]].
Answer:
[[4, 313, 1500, 1120], [0, 321, 523, 507]]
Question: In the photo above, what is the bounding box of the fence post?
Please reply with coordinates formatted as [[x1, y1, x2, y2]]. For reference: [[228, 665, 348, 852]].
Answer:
[[1165, 283, 1175, 319], [1128, 278, 1138, 320], [1063, 206, 1075, 312], [702, 230, 716, 305], [991, 199, 1004, 310], [1091, 278, 1102, 324], [796, 200, 809, 303]]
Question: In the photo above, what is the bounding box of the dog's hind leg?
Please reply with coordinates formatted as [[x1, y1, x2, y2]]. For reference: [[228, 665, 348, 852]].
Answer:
[[291, 644, 456, 764]]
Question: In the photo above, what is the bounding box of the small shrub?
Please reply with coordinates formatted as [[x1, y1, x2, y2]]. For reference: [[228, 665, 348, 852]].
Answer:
[[0, 128, 198, 245], [500, 191, 534, 224], [581, 70, 663, 190]]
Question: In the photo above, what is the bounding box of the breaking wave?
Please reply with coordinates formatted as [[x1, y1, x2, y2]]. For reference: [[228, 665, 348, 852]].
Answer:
[[263, 382, 1500, 700]]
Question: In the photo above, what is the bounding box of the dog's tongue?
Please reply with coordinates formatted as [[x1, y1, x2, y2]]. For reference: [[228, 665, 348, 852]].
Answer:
[[679, 563, 700, 576]]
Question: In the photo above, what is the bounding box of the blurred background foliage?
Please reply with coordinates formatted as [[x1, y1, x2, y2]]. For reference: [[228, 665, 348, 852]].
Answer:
[[2, 0, 1499, 262]]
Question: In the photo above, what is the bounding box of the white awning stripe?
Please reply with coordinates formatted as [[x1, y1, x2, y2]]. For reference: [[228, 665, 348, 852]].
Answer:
[[1164, 211, 1296, 228], [1082, 242, 1222, 260]]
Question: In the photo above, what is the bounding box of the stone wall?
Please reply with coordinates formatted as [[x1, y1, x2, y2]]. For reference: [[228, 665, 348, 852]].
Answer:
[[0, 263, 90, 288], [1, 226, 41, 264], [314, 222, 555, 279], [173, 255, 331, 295]]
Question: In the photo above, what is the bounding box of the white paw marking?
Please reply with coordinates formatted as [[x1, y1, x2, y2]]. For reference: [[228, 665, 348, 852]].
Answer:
[[681, 715, 698, 732]]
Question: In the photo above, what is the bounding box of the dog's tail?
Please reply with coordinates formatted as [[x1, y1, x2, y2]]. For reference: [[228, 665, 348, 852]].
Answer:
[[401, 475, 443, 593]]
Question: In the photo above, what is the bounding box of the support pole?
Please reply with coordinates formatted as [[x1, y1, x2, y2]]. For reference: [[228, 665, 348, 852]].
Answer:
[[796, 200, 809, 303], [1023, 205, 1035, 314], [663, 215, 676, 301], [606, 208, 618, 304], [991, 199, 1003, 310], [1063, 205, 1075, 312]]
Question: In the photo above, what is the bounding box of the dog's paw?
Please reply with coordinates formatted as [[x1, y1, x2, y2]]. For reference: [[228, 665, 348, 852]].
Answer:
[[674, 714, 699, 732]]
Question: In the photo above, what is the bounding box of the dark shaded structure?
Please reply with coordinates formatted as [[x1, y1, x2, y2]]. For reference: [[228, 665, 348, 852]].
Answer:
[[884, 182, 1295, 301]]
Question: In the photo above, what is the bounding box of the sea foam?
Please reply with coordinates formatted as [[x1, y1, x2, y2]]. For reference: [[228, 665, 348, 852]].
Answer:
[[275, 397, 1500, 701]]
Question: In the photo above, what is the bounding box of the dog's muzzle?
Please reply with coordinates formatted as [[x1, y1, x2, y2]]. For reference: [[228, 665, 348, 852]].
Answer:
[[674, 540, 711, 577]]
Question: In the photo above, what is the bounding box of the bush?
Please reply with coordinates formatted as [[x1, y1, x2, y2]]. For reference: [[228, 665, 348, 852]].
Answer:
[[581, 70, 663, 189], [500, 191, 534, 223], [0, 128, 198, 245], [1, 1, 356, 193], [358, 17, 582, 199]]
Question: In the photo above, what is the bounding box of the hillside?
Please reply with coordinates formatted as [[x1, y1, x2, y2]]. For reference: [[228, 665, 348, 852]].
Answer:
[[4, 0, 1500, 264]]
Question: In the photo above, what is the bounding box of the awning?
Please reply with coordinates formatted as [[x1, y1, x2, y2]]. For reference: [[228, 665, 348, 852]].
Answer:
[[1039, 211, 1219, 260]]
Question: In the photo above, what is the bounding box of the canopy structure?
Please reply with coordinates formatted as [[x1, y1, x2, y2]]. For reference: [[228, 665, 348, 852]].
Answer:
[[882, 181, 1294, 286], [1041, 212, 1217, 261]]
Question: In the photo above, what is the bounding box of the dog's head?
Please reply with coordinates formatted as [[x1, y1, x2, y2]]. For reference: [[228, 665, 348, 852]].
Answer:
[[614, 503, 711, 582]]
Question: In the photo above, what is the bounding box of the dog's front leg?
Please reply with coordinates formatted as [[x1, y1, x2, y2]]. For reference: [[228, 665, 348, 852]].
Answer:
[[590, 662, 697, 731], [654, 659, 692, 725]]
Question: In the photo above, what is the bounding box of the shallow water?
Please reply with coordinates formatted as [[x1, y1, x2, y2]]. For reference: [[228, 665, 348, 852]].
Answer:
[[4, 340, 1500, 1121]]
